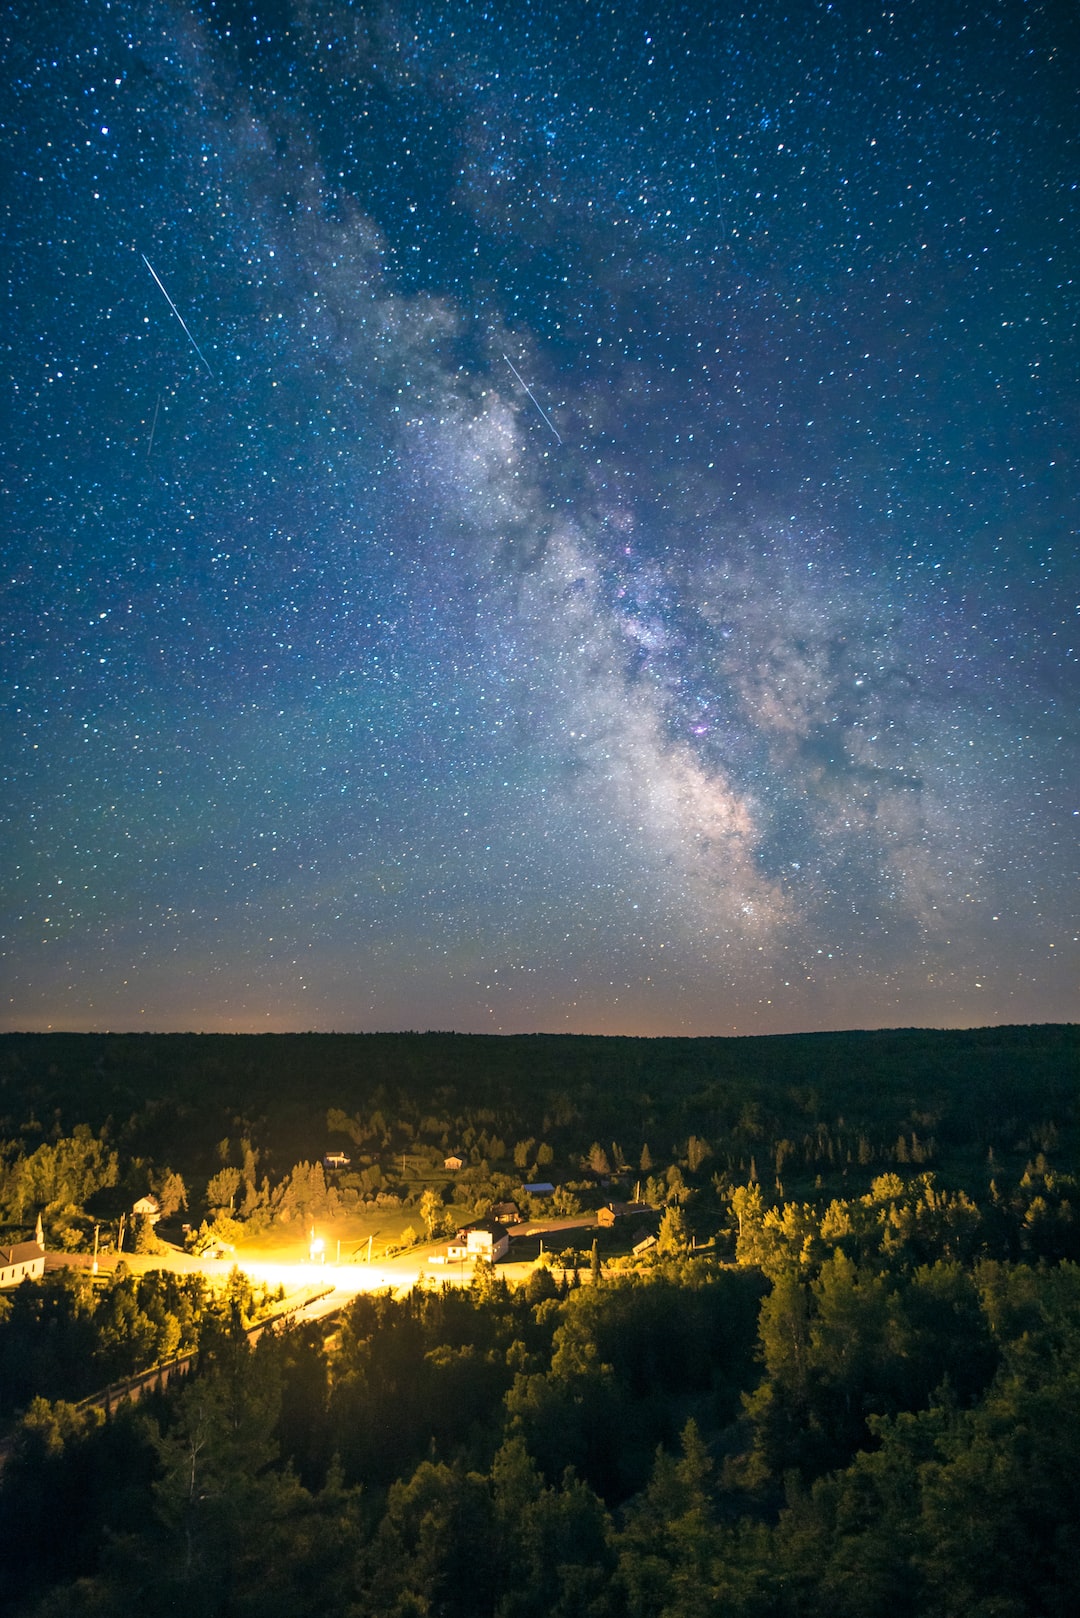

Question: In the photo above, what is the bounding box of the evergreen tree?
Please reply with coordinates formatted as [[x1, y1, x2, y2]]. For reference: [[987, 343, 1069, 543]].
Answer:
[[657, 1205, 690, 1257]]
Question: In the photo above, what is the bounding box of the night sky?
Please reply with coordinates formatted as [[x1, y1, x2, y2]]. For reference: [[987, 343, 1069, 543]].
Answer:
[[3, 0, 1076, 1035]]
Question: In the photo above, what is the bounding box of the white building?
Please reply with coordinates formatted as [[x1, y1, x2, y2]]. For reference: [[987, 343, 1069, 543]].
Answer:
[[446, 1220, 510, 1263], [0, 1241, 46, 1287], [132, 1195, 161, 1224]]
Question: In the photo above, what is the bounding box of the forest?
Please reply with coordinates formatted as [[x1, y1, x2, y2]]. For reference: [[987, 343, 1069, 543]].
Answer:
[[0, 1024, 1076, 1616]]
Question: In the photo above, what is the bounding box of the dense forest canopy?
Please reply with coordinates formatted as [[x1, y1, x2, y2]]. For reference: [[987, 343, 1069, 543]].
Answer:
[[2, 1025, 1075, 1177], [0, 1025, 1076, 1616]]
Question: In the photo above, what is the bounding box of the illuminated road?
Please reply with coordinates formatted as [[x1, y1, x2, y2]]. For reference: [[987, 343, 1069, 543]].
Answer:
[[76, 1210, 615, 1307], [91, 1212, 610, 1311], [110, 1243, 550, 1307], [10, 1221, 620, 1459]]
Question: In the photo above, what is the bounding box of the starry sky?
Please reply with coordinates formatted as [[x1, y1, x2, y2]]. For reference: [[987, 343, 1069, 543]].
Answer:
[[3, 0, 1077, 1035]]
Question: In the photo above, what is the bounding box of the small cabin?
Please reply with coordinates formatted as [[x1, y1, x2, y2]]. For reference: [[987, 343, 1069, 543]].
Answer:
[[597, 1200, 651, 1228], [132, 1195, 161, 1224], [323, 1151, 351, 1170], [443, 1154, 466, 1171]]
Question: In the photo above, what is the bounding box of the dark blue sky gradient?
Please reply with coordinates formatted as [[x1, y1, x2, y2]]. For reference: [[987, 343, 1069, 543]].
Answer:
[[3, 0, 1076, 1033]]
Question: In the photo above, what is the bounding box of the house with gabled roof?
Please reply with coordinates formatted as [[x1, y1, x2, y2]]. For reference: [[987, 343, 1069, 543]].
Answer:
[[446, 1219, 510, 1263], [0, 1241, 45, 1288]]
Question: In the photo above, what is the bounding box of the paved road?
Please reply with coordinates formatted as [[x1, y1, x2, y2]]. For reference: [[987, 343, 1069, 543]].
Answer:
[[4, 1218, 649, 1466]]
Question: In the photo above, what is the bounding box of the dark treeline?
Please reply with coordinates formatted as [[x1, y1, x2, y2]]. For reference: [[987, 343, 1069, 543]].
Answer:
[[1, 1024, 1076, 1188]]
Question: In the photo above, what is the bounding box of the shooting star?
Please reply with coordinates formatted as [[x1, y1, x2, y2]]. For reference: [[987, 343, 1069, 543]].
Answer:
[[142, 253, 214, 376], [503, 354, 562, 444], [146, 391, 161, 459]]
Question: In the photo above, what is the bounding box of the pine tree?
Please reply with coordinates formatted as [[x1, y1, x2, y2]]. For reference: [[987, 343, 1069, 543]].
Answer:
[[657, 1204, 690, 1256]]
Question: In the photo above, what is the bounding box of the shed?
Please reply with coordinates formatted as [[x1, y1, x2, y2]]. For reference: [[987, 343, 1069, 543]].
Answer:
[[597, 1200, 651, 1227]]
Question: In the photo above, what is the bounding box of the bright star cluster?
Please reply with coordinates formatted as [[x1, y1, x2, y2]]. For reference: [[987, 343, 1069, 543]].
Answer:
[[2, 0, 1076, 1034]]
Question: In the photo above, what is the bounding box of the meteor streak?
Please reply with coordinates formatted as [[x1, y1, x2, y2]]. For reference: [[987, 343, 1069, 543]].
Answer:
[[142, 253, 214, 376], [146, 391, 161, 459], [503, 354, 561, 444]]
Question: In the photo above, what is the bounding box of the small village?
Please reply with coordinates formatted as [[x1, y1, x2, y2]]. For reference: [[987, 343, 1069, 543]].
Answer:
[[1, 1147, 666, 1299]]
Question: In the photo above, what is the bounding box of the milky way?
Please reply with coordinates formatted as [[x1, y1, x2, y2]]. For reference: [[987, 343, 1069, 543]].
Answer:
[[3, 0, 1076, 1034]]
